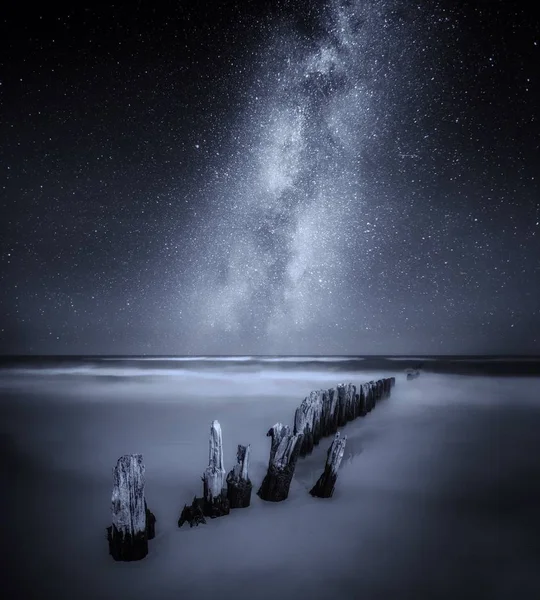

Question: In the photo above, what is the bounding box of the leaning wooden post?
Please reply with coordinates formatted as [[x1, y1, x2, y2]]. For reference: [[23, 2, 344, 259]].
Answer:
[[258, 423, 303, 502], [107, 454, 156, 561], [310, 432, 347, 498], [202, 420, 230, 518], [226, 444, 252, 508]]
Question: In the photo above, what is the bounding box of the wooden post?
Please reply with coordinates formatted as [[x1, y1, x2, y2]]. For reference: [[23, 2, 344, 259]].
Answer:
[[294, 390, 324, 457], [324, 387, 339, 435], [359, 383, 370, 415], [178, 419, 230, 528], [336, 384, 348, 427], [310, 432, 347, 498], [367, 381, 376, 412], [202, 420, 230, 518], [257, 423, 303, 502], [107, 454, 156, 561], [226, 444, 253, 508], [345, 383, 357, 422]]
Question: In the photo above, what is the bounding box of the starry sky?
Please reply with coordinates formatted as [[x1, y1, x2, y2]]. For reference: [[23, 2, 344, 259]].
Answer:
[[1, 0, 539, 356]]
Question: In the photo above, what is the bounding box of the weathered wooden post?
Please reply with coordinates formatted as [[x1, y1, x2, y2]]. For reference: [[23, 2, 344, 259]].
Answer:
[[178, 419, 229, 528], [359, 383, 369, 415], [202, 419, 230, 518], [376, 380, 383, 402], [107, 454, 156, 561], [258, 423, 303, 502], [321, 387, 339, 436], [344, 383, 357, 423], [367, 381, 376, 412], [226, 444, 252, 508], [294, 390, 324, 457], [336, 384, 348, 427], [382, 377, 391, 398], [320, 388, 333, 437], [310, 432, 347, 498]]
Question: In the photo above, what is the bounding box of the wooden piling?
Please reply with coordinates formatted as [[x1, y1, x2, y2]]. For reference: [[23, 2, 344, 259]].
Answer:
[[107, 454, 156, 561], [310, 432, 347, 498], [257, 423, 303, 502]]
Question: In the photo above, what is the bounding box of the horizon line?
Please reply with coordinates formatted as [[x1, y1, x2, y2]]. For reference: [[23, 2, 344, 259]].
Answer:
[[1, 353, 539, 359]]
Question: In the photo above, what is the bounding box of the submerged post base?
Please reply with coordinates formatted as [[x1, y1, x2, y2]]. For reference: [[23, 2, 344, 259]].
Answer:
[[178, 496, 207, 528], [107, 525, 149, 561]]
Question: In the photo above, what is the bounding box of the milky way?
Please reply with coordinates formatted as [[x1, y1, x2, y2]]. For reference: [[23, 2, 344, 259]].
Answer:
[[182, 1, 445, 353]]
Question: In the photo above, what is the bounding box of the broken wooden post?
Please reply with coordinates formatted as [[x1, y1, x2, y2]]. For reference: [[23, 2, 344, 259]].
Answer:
[[106, 454, 156, 561], [310, 432, 347, 498], [258, 423, 303, 502], [226, 444, 252, 508], [178, 419, 229, 528], [202, 419, 230, 518]]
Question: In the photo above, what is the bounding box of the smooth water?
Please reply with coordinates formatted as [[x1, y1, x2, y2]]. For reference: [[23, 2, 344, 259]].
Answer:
[[1, 356, 540, 599]]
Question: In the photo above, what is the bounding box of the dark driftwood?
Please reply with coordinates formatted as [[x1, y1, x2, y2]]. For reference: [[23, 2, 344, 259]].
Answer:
[[178, 496, 207, 528], [258, 423, 303, 502], [226, 444, 252, 508], [310, 432, 347, 498], [107, 454, 156, 561]]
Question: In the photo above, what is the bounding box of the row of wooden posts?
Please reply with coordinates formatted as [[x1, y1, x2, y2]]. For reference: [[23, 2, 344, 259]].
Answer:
[[107, 376, 396, 561]]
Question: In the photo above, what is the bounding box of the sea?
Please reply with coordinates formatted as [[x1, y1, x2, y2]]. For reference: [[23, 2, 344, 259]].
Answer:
[[1, 355, 540, 599]]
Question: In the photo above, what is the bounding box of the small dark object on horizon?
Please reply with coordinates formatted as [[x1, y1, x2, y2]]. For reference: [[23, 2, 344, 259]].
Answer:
[[406, 369, 420, 380]]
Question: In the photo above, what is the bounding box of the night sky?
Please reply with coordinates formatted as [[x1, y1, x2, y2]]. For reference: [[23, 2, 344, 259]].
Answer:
[[1, 0, 539, 356]]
